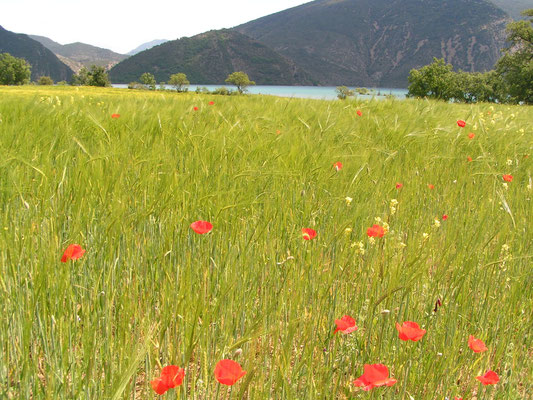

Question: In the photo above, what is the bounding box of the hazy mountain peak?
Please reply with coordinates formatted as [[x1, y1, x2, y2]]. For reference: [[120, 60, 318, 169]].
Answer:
[[127, 39, 169, 56]]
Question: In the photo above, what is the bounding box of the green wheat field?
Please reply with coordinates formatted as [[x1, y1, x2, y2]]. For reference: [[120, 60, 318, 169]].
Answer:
[[0, 86, 531, 399]]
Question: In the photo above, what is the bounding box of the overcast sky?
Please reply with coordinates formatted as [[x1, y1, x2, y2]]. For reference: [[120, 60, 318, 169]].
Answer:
[[2, 0, 311, 54]]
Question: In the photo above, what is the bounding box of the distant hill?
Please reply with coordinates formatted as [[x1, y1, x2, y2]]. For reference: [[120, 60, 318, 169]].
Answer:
[[29, 35, 128, 72], [109, 29, 315, 85], [127, 39, 169, 55], [489, 0, 533, 20], [235, 0, 511, 88], [0, 25, 73, 82]]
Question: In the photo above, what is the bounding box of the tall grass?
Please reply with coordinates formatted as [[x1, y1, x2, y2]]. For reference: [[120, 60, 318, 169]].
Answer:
[[0, 86, 531, 399]]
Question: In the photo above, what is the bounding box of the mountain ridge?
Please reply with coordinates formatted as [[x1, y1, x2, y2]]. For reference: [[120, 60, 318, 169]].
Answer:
[[490, 0, 533, 20], [29, 35, 127, 72]]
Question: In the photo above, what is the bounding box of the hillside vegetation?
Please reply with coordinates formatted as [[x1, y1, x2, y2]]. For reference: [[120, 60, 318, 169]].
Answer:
[[109, 29, 314, 85], [0, 86, 531, 399]]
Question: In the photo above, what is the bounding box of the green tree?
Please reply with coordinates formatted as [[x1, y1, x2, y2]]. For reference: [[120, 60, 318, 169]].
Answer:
[[71, 67, 89, 86], [453, 71, 500, 103], [225, 71, 255, 94], [38, 76, 54, 85], [407, 58, 456, 100], [0, 53, 31, 85], [87, 65, 110, 87], [140, 72, 156, 90], [169, 73, 189, 92], [335, 86, 354, 100], [495, 9, 533, 104]]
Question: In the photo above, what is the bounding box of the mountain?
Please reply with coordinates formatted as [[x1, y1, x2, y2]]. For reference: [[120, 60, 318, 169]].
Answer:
[[109, 29, 314, 85], [235, 0, 511, 87], [490, 0, 533, 20], [29, 35, 128, 72], [127, 39, 169, 55], [0, 25, 73, 81]]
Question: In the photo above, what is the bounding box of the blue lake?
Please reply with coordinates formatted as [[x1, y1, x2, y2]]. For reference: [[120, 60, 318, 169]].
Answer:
[[112, 84, 408, 100]]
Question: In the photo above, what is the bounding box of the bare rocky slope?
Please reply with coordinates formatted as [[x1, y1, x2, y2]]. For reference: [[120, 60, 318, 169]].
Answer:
[[235, 0, 511, 87]]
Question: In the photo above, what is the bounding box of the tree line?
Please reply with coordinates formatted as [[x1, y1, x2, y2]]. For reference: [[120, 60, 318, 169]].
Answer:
[[0, 53, 256, 94]]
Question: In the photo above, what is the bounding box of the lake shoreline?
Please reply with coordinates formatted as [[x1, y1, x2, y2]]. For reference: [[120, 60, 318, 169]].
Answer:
[[111, 84, 409, 100]]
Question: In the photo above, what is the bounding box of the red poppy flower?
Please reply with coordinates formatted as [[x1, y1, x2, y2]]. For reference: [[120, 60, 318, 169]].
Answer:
[[214, 359, 246, 386], [502, 174, 513, 182], [151, 365, 185, 395], [442, 214, 448, 221], [367, 224, 386, 238], [476, 370, 499, 385], [193, 106, 199, 111], [428, 184, 435, 190], [61, 244, 85, 263], [111, 113, 120, 119], [396, 182, 403, 189], [468, 132, 475, 139], [455, 397, 463, 400], [467, 156, 473, 162], [334, 315, 358, 334], [468, 335, 488, 353], [457, 120, 466, 128], [334, 162, 343, 171], [356, 110, 363, 117], [276, 129, 281, 135], [353, 364, 397, 391], [302, 228, 317, 240], [209, 101, 214, 105], [190, 221, 213, 234], [395, 321, 426, 342]]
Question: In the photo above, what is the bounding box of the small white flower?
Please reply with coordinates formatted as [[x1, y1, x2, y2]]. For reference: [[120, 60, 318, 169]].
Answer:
[[344, 227, 352, 235], [506, 159, 513, 166], [422, 232, 429, 240], [352, 241, 365, 255], [433, 219, 441, 228], [345, 196, 353, 206]]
